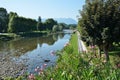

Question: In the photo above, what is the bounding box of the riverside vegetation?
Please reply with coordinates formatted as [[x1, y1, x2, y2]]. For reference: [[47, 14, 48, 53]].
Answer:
[[3, 33, 120, 80], [1, 0, 120, 79], [0, 7, 76, 41]]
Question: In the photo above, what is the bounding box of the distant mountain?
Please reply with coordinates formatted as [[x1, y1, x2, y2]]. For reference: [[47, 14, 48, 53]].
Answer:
[[54, 18, 77, 24], [42, 18, 77, 24]]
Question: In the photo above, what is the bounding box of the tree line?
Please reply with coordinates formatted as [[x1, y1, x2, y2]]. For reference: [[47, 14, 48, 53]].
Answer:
[[0, 7, 76, 33], [78, 0, 120, 61]]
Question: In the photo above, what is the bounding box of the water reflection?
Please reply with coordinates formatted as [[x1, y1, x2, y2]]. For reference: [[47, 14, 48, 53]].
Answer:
[[0, 33, 65, 57], [0, 33, 71, 73]]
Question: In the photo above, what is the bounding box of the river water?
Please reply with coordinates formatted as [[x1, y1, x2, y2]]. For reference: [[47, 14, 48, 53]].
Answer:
[[0, 33, 71, 74]]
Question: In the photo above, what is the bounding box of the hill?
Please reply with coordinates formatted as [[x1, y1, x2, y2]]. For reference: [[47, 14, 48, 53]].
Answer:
[[42, 18, 77, 24]]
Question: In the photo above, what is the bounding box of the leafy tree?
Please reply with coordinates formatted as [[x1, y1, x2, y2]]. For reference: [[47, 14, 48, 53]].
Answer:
[[0, 7, 8, 32], [58, 23, 66, 29], [37, 16, 43, 31], [58, 25, 63, 31], [8, 12, 18, 32], [44, 18, 57, 31], [8, 12, 37, 33], [52, 25, 59, 32], [78, 0, 120, 61], [68, 24, 77, 30]]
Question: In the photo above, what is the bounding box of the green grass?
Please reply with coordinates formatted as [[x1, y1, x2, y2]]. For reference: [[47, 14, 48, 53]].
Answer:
[[70, 33, 78, 54]]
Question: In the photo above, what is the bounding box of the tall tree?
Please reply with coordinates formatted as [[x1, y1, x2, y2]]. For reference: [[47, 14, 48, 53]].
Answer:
[[52, 25, 59, 32], [0, 7, 8, 32], [44, 18, 57, 31], [37, 16, 42, 31], [78, 0, 120, 61], [8, 12, 37, 33], [8, 12, 17, 33]]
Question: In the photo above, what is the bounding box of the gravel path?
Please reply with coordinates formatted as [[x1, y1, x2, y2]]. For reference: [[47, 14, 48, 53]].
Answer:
[[0, 53, 26, 78], [77, 31, 87, 53]]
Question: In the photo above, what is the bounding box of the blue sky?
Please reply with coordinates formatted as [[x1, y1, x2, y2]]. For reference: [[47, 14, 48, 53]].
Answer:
[[0, 0, 85, 21]]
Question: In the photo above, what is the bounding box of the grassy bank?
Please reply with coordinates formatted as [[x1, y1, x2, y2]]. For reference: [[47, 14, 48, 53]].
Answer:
[[0, 33, 19, 41], [17, 31, 47, 37]]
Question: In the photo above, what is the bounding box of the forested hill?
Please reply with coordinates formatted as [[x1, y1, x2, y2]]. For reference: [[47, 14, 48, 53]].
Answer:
[[42, 18, 77, 24]]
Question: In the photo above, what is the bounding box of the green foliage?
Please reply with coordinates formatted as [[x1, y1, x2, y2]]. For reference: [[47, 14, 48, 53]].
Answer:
[[37, 22, 43, 31], [44, 18, 57, 31], [52, 24, 64, 32], [64, 45, 73, 54], [38, 16, 41, 23], [78, 0, 120, 61], [52, 25, 59, 32], [58, 25, 63, 31], [0, 7, 8, 32], [8, 12, 17, 32], [37, 16, 43, 31], [8, 12, 37, 33], [68, 24, 77, 30]]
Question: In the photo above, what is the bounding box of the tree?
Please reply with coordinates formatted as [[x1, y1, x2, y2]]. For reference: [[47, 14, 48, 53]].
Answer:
[[58, 25, 63, 31], [58, 23, 66, 29], [0, 7, 8, 32], [78, 0, 120, 61], [44, 18, 57, 31], [8, 12, 17, 32], [52, 25, 59, 32], [8, 12, 37, 33], [37, 16, 42, 31], [68, 24, 77, 30]]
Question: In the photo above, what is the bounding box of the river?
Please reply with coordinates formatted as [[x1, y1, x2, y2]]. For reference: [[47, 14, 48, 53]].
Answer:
[[0, 33, 71, 76]]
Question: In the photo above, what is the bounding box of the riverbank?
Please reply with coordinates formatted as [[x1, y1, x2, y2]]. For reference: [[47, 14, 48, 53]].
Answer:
[[0, 53, 26, 79], [0, 33, 19, 41], [0, 31, 64, 41]]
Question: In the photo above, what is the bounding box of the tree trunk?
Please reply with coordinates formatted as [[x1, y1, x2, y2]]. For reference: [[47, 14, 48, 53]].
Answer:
[[98, 47, 102, 58], [103, 45, 109, 61]]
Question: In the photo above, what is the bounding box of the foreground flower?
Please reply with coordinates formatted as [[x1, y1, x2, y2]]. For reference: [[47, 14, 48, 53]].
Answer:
[[35, 66, 39, 72], [28, 73, 35, 80], [90, 45, 95, 49], [102, 60, 107, 63], [34, 64, 47, 75], [43, 63, 47, 68], [64, 42, 70, 47]]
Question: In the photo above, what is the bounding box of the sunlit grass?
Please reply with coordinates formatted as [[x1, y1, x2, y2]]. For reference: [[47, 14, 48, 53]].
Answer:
[[70, 33, 78, 54]]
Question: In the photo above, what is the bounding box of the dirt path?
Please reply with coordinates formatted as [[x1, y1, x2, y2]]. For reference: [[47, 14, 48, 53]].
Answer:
[[77, 31, 87, 53]]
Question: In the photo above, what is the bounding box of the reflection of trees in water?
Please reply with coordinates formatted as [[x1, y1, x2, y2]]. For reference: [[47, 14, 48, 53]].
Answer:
[[8, 38, 38, 57], [52, 33, 65, 40], [0, 38, 38, 56], [0, 33, 65, 57], [38, 33, 65, 45], [59, 33, 64, 39], [52, 34, 58, 41], [0, 41, 9, 51], [38, 35, 56, 45]]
